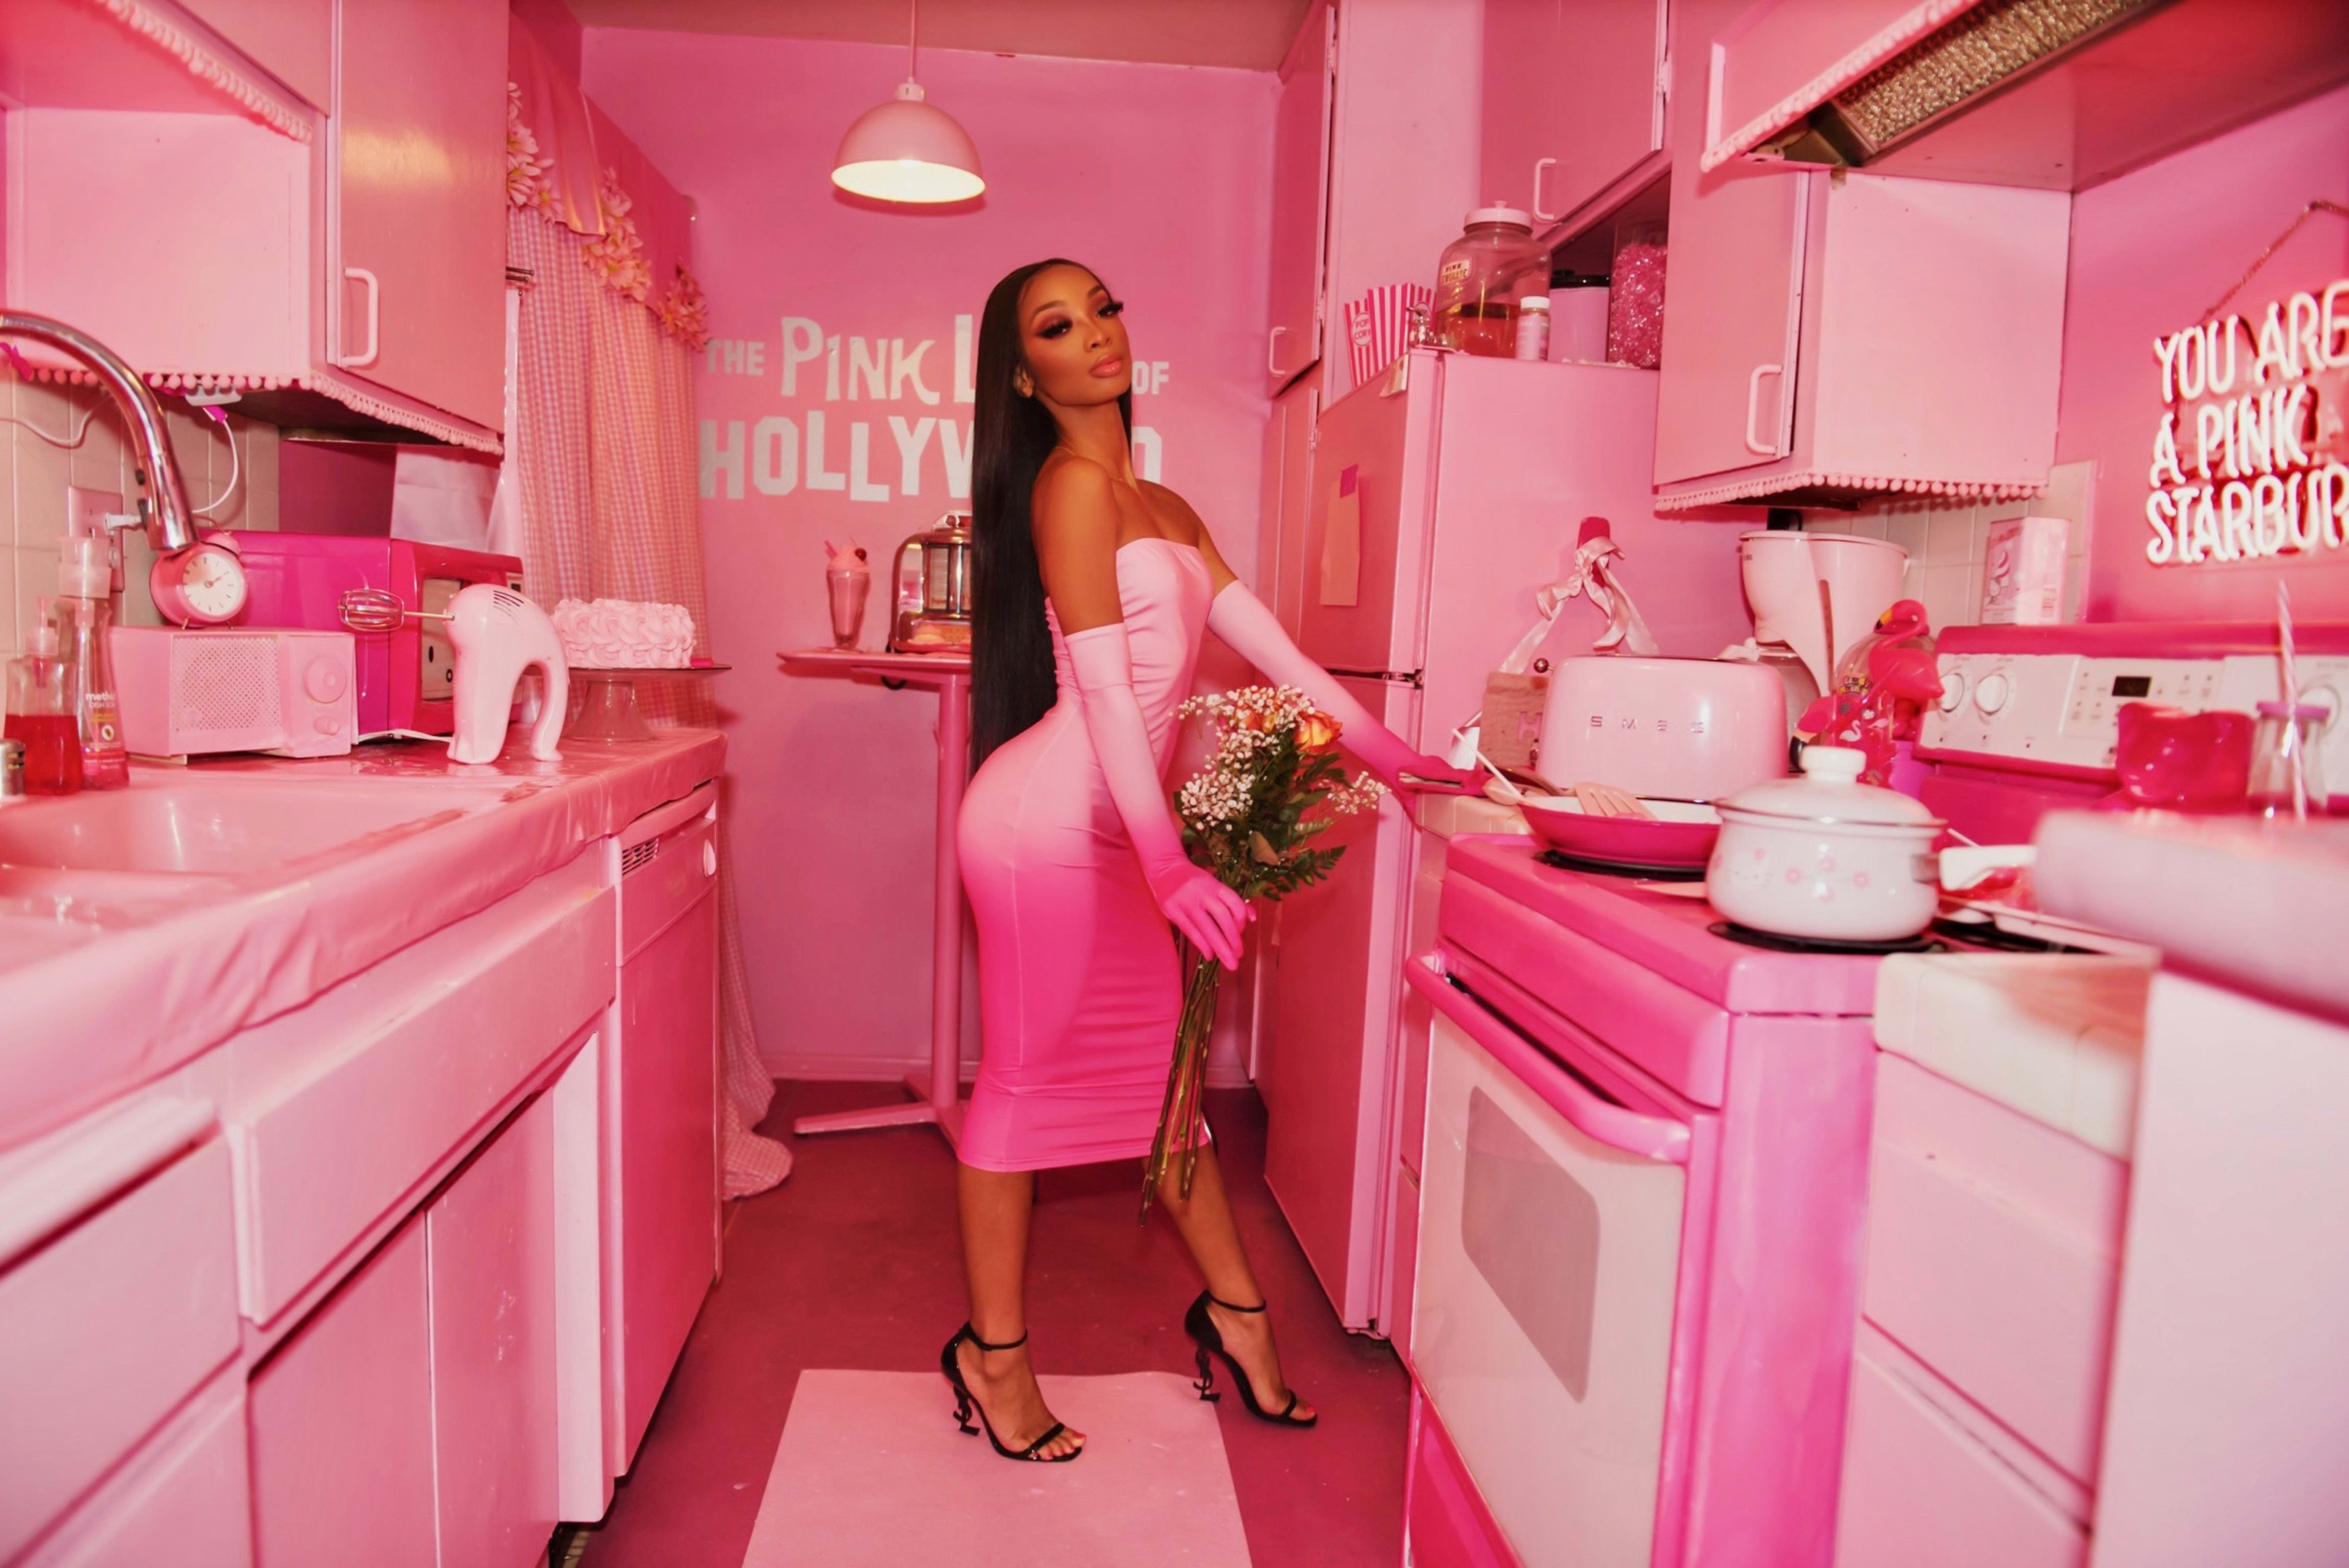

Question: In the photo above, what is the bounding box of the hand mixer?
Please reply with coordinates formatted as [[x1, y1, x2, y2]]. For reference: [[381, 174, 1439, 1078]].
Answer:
[[341, 585, 569, 763]]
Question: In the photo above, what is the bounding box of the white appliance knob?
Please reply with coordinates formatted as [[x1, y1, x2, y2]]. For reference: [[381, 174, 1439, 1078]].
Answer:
[[314, 715, 343, 736], [303, 657, 348, 703], [1938, 672, 1967, 714], [1973, 671, 2012, 716], [702, 841, 718, 877]]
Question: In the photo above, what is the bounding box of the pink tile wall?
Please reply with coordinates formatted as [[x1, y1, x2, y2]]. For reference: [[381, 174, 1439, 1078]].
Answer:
[[2057, 82, 2349, 623], [581, 30, 1278, 1080], [1, 373, 278, 656], [1842, 460, 2095, 634]]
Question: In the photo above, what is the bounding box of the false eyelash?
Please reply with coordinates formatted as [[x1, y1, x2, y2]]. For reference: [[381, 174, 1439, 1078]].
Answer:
[[1038, 320, 1072, 338], [1100, 300, 1124, 317]]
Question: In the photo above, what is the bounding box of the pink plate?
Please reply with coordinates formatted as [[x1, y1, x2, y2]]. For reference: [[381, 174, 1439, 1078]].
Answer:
[[1516, 794, 1721, 870]]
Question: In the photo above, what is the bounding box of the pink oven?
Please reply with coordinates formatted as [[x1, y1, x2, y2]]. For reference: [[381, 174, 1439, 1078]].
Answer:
[[232, 533, 525, 738], [1401, 837, 1883, 1568]]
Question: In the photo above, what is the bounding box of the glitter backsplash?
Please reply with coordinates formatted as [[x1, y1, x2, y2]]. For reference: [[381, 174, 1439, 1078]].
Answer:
[[1833, 0, 2155, 152]]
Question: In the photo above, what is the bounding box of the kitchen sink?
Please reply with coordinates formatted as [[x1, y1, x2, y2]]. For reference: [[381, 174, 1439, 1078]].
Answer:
[[0, 779, 500, 876]]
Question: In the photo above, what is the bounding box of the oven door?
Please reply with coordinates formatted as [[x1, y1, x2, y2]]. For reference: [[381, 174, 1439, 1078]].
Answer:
[[1406, 956, 1688, 1568]]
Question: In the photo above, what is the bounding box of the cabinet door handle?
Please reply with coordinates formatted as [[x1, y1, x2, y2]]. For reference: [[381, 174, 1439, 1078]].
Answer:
[[1532, 157, 1560, 223], [1267, 324, 1290, 379], [340, 267, 381, 369], [1744, 363, 1784, 456]]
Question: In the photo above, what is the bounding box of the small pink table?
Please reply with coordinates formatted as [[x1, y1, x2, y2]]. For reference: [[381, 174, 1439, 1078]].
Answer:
[[777, 647, 971, 1149]]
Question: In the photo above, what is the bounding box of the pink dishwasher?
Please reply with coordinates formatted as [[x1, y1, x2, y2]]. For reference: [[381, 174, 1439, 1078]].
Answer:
[[604, 783, 721, 1478]]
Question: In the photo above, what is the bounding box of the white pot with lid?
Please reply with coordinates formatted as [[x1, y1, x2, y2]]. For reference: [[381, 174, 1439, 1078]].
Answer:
[[1704, 746, 1946, 942]]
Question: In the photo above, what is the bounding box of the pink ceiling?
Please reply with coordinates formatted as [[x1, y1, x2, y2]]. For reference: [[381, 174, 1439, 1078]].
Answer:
[[562, 0, 1313, 71]]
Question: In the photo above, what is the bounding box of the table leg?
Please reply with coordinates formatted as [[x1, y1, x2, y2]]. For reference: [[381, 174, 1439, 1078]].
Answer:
[[793, 674, 969, 1147]]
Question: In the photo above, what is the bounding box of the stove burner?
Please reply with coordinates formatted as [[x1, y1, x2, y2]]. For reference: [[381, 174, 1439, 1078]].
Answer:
[[1929, 915, 2093, 955], [1707, 921, 1946, 956], [1536, 848, 1707, 882]]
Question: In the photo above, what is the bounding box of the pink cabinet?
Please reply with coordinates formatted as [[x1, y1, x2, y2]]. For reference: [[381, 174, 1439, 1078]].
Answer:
[[429, 1093, 560, 1568], [330, 0, 508, 429], [250, 1097, 564, 1568], [1650, 0, 2072, 508], [1404, 1389, 1522, 1568], [606, 793, 721, 1473], [0, 1125, 239, 1563], [250, 1214, 440, 1568], [1266, 0, 1335, 393], [1480, 0, 1668, 227], [1652, 166, 2071, 507], [4, 0, 507, 447]]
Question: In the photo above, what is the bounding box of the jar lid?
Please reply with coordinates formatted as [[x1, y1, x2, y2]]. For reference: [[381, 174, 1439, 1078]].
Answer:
[[1716, 745, 1942, 829], [1465, 204, 1533, 230], [1518, 294, 1551, 311]]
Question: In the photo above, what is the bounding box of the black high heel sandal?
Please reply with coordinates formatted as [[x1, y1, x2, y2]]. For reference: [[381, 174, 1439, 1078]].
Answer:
[[939, 1325, 1082, 1463], [1184, 1291, 1317, 1428]]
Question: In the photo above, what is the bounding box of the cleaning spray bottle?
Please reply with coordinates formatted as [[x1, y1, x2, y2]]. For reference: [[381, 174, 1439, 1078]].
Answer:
[[4, 604, 82, 795], [51, 533, 128, 790]]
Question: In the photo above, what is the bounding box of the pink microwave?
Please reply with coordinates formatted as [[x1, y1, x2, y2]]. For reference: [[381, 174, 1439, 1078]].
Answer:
[[233, 534, 523, 737]]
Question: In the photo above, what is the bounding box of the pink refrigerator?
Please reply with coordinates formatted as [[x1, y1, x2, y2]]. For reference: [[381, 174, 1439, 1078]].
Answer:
[[1253, 349, 1750, 1333]]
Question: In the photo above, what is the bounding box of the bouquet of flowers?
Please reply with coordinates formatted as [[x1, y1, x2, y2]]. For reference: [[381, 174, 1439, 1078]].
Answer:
[[1141, 686, 1389, 1218]]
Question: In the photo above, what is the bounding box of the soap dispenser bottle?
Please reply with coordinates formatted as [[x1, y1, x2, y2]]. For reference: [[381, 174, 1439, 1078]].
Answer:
[[51, 534, 128, 790], [4, 605, 83, 795]]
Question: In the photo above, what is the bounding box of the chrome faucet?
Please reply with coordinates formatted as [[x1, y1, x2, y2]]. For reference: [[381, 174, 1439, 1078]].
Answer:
[[0, 312, 198, 555]]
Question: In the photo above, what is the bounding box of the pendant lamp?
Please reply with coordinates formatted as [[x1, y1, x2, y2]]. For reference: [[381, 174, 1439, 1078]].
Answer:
[[831, 0, 985, 204]]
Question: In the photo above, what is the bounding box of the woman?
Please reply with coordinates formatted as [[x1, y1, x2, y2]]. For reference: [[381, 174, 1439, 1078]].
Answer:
[[946, 259, 1475, 1463]]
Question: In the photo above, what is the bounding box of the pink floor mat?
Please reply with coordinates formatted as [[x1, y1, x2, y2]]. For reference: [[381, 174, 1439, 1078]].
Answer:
[[741, 1370, 1255, 1567]]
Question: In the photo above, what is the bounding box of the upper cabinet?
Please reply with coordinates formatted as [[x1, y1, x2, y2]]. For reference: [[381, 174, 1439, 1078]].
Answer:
[[1480, 0, 1668, 229], [1650, 0, 2071, 509], [1266, 0, 1335, 395], [2, 0, 507, 450], [331, 0, 507, 429]]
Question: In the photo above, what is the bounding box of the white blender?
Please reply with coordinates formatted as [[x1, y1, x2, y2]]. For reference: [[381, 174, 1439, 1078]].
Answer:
[[1723, 530, 1909, 725]]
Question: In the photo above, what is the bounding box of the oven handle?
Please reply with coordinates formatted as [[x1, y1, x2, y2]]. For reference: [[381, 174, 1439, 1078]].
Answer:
[[1406, 955, 1690, 1166]]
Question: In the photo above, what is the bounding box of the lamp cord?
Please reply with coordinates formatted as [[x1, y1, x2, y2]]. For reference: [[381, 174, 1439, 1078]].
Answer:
[[908, 0, 918, 80]]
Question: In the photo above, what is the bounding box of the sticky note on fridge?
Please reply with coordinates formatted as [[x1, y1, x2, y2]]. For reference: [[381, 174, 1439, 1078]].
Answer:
[[1320, 469, 1362, 607]]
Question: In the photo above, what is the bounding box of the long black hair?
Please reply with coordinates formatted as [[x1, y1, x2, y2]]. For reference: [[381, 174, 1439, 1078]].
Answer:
[[968, 258, 1132, 768]]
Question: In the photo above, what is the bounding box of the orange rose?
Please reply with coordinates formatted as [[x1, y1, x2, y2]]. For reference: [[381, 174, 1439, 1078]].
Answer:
[[1296, 711, 1341, 751]]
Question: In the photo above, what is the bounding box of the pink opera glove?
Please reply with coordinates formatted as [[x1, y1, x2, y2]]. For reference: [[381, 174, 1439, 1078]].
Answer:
[[1064, 623, 1252, 967], [1204, 583, 1479, 794]]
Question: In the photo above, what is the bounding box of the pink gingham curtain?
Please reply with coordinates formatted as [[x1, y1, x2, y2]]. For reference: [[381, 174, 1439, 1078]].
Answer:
[[508, 207, 789, 1197]]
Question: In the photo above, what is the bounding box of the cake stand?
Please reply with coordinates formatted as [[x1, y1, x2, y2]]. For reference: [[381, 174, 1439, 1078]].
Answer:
[[564, 664, 730, 744]]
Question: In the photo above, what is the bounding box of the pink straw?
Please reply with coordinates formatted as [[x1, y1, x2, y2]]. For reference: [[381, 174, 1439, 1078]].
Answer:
[[2280, 579, 2307, 821]]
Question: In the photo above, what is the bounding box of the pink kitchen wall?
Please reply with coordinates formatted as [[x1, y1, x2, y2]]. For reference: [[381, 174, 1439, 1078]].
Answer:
[[582, 29, 1277, 1080], [2061, 82, 2349, 623]]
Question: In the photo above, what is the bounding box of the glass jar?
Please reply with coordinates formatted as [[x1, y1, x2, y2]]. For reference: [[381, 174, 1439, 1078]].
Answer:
[[1606, 221, 1668, 369], [2247, 701, 2329, 819], [1432, 205, 1548, 357]]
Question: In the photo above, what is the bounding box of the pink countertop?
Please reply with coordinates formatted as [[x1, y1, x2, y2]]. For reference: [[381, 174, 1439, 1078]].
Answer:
[[0, 728, 724, 1153], [2036, 808, 2349, 1025]]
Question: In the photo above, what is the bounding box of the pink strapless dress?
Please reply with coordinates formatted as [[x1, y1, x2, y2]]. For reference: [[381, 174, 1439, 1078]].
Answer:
[[956, 538, 1214, 1172]]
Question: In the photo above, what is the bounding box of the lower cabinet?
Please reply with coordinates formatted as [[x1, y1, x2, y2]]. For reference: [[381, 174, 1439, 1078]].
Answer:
[[429, 1093, 560, 1568], [250, 1093, 560, 1568], [248, 1210, 439, 1568]]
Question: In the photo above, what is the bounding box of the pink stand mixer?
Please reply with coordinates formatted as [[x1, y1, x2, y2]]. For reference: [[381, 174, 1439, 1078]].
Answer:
[[341, 583, 569, 763]]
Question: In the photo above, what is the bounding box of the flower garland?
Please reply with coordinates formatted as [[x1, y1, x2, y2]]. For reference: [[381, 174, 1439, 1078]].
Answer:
[[583, 167, 653, 303], [653, 264, 711, 350], [505, 84, 557, 214]]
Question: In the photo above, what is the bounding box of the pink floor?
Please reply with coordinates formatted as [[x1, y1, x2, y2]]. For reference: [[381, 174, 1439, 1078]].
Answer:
[[572, 1082, 1411, 1566]]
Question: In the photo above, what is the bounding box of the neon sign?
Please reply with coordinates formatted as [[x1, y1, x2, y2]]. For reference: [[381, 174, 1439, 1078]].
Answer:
[[2143, 280, 2349, 566]]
